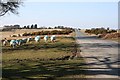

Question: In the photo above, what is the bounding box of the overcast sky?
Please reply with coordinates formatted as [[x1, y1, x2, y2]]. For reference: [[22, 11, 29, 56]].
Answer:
[[0, 0, 118, 29]]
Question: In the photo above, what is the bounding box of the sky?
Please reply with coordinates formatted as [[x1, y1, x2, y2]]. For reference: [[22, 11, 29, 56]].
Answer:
[[0, 0, 119, 29]]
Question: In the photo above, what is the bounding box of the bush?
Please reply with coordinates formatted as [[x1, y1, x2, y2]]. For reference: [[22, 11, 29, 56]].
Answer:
[[108, 30, 117, 33], [85, 28, 108, 35], [22, 32, 31, 36], [43, 31, 50, 35], [12, 35, 17, 37], [34, 32, 41, 35], [85, 29, 91, 33], [22, 29, 73, 36]]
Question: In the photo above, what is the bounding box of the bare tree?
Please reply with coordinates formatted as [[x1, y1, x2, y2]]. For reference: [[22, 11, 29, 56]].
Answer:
[[0, 0, 22, 16]]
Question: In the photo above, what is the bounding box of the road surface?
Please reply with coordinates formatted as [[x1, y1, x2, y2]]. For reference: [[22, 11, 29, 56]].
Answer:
[[75, 29, 120, 79]]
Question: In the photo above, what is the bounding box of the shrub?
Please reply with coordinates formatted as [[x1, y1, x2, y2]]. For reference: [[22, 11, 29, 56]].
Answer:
[[42, 31, 50, 35], [12, 35, 17, 37], [22, 29, 73, 36], [23, 33, 29, 36], [108, 30, 117, 33], [85, 28, 108, 35], [50, 30, 59, 35]]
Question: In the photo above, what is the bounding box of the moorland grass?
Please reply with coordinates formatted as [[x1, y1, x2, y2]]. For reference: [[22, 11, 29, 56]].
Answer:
[[2, 37, 86, 79]]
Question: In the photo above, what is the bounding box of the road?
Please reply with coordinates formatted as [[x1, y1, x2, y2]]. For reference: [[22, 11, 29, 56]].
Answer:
[[75, 29, 120, 79]]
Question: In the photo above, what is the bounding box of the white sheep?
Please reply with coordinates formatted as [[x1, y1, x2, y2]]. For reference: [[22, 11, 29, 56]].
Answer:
[[35, 36, 40, 42], [22, 38, 27, 43], [50, 35, 56, 42], [27, 37, 32, 42], [15, 40, 19, 45], [44, 35, 48, 42], [18, 39, 23, 46], [3, 39, 8, 46], [10, 40, 17, 48]]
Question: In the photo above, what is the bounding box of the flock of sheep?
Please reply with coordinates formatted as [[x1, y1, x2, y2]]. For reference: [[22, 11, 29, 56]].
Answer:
[[2, 35, 56, 48]]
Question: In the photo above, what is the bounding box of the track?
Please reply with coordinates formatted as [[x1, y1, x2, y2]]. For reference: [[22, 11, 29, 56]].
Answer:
[[75, 29, 119, 79]]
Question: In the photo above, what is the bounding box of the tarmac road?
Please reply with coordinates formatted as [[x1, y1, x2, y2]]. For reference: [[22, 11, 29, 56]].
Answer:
[[75, 29, 120, 79]]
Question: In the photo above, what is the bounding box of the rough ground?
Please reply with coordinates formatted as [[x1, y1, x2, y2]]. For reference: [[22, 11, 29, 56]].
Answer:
[[75, 29, 120, 79]]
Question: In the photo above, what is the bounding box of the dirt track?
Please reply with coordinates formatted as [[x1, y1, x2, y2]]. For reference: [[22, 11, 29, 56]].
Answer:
[[75, 29, 119, 79]]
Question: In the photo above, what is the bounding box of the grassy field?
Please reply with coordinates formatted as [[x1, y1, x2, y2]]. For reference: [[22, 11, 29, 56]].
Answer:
[[2, 36, 86, 80]]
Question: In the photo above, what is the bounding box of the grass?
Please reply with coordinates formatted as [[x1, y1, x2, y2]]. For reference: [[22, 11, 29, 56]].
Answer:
[[2, 36, 86, 80], [2, 37, 74, 60]]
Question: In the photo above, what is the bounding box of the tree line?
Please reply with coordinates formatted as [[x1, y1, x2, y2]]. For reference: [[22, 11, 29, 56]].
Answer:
[[23, 24, 37, 29]]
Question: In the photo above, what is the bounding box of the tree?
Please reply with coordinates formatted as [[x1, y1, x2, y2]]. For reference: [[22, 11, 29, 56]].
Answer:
[[0, 0, 22, 16], [48, 27, 52, 29], [23, 26, 26, 29], [27, 25, 29, 29], [31, 24, 34, 29], [54, 26, 57, 29], [34, 24, 37, 29]]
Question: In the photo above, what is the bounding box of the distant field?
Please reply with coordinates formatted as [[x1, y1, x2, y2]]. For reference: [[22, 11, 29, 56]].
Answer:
[[2, 36, 86, 79]]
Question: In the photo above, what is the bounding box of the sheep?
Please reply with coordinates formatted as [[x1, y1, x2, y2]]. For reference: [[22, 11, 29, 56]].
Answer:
[[15, 39, 19, 45], [35, 36, 40, 42], [10, 40, 17, 48], [10, 38, 27, 48], [17, 39, 26, 46], [2, 38, 8, 46], [27, 37, 32, 42], [22, 38, 27, 43], [18, 39, 23, 46], [15, 39, 24, 46], [44, 35, 48, 42], [50, 35, 56, 42]]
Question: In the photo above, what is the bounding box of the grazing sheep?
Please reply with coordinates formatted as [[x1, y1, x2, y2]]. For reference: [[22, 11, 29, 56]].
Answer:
[[50, 35, 56, 42], [10, 40, 17, 48], [22, 38, 27, 43], [44, 35, 48, 42], [27, 37, 32, 42], [18, 39, 23, 46], [15, 40, 19, 45], [3, 38, 8, 46], [35, 36, 40, 42]]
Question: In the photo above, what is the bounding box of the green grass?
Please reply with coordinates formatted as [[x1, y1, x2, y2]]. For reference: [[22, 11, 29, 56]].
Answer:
[[2, 37, 75, 60], [2, 37, 86, 80]]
